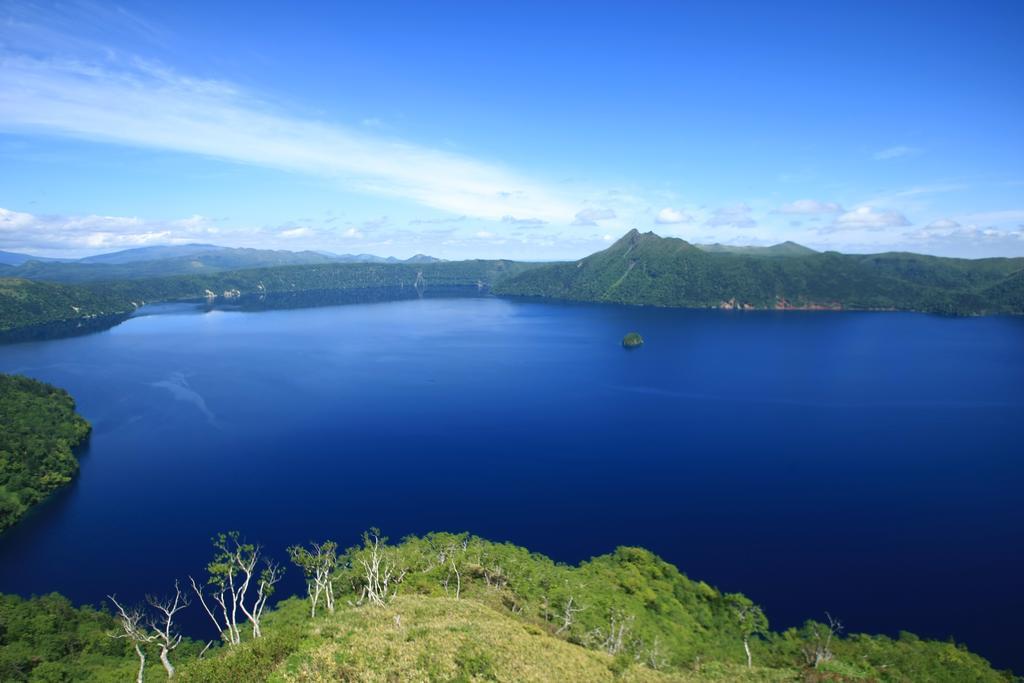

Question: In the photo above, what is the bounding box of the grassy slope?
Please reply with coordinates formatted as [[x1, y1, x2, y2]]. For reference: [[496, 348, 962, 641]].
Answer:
[[1, 535, 1013, 682], [182, 595, 672, 682], [173, 535, 1010, 683]]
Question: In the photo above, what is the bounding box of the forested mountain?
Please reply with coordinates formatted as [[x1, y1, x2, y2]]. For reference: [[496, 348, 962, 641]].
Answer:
[[495, 230, 1024, 315], [2, 244, 446, 283], [695, 241, 818, 257], [2, 231, 1022, 337], [0, 250, 66, 266], [0, 259, 542, 333]]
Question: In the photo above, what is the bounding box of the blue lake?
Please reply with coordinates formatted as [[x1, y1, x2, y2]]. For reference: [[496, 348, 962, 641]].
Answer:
[[1, 296, 1022, 670]]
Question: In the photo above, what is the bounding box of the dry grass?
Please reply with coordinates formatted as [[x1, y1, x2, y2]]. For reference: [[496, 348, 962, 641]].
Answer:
[[268, 595, 799, 683]]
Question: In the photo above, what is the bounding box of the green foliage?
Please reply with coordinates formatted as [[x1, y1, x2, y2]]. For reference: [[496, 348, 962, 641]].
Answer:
[[622, 332, 644, 347], [0, 593, 175, 682], [1, 533, 1016, 681], [0, 259, 545, 334], [496, 229, 1024, 315], [5, 232, 1021, 335], [0, 374, 91, 531]]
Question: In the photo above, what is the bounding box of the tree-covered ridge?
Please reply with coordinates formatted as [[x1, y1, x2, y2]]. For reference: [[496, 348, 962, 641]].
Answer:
[[495, 230, 1024, 315], [0, 259, 543, 333], [3, 233, 1024, 334], [2, 530, 1011, 681], [0, 374, 91, 531]]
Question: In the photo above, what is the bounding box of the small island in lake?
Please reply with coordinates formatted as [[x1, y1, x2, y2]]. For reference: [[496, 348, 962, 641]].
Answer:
[[622, 331, 644, 348]]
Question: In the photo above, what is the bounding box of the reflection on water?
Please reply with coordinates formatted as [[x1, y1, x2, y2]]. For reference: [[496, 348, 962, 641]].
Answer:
[[0, 285, 486, 345]]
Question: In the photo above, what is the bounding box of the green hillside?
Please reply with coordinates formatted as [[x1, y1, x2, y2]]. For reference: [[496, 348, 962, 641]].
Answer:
[[496, 230, 1024, 315], [695, 242, 818, 257], [0, 260, 543, 334], [3, 233, 1023, 337], [2, 531, 1012, 682], [0, 375, 91, 530]]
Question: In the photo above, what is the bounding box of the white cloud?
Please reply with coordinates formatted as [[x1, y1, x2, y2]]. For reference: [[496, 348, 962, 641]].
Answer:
[[0, 206, 219, 252], [501, 215, 547, 226], [602, 234, 613, 241], [777, 199, 842, 214], [475, 230, 495, 238], [873, 145, 922, 160], [0, 207, 36, 231], [705, 204, 756, 229], [279, 226, 313, 239], [924, 218, 960, 231], [903, 224, 1024, 253], [409, 215, 466, 225], [0, 52, 580, 224], [832, 206, 910, 230], [654, 207, 692, 224], [572, 207, 616, 226], [956, 210, 1024, 224], [343, 227, 364, 238]]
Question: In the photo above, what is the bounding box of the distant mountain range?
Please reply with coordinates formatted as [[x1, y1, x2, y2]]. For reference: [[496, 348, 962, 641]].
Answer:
[[0, 250, 70, 266], [0, 244, 444, 283], [2, 231, 1023, 336], [494, 229, 1024, 315], [695, 241, 819, 257]]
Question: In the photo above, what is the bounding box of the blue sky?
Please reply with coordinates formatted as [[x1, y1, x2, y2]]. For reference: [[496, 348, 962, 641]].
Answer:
[[1, 1, 1022, 259]]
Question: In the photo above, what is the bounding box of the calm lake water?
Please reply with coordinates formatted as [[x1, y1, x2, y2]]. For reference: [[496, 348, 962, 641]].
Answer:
[[1, 296, 1022, 670]]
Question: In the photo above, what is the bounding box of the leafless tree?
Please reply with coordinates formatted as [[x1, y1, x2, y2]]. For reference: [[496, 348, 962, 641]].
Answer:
[[803, 612, 843, 668], [555, 595, 586, 635], [288, 541, 339, 618], [482, 563, 508, 590], [146, 580, 190, 677], [108, 595, 156, 683], [644, 635, 669, 671], [357, 529, 405, 607], [587, 609, 634, 655], [189, 532, 283, 645]]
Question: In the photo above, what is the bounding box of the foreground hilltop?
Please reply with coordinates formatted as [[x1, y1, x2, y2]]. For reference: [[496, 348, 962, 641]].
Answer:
[[495, 229, 1024, 315], [1, 532, 1013, 682]]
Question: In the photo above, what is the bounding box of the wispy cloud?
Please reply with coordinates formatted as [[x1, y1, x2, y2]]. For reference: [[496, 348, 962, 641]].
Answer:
[[776, 199, 842, 214], [501, 215, 548, 226], [278, 226, 313, 239], [705, 204, 756, 229], [571, 207, 616, 226], [924, 218, 960, 231], [409, 215, 467, 225], [0, 49, 578, 223], [0, 206, 219, 252], [955, 209, 1024, 224], [903, 222, 1024, 253], [873, 145, 922, 160], [654, 207, 692, 224], [830, 206, 910, 230]]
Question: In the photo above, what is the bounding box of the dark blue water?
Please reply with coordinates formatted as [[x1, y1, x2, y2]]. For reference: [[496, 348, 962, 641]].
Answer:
[[1, 297, 1022, 670]]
